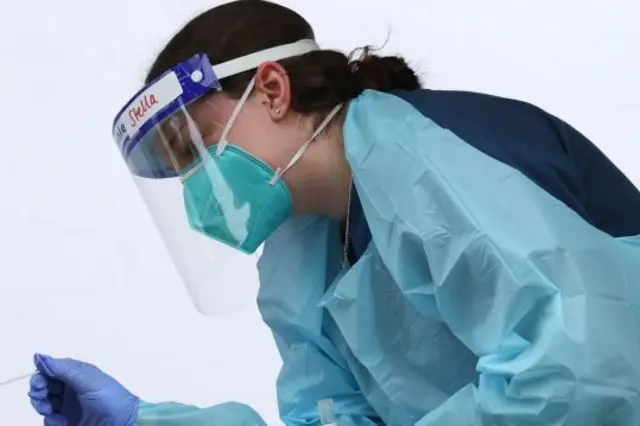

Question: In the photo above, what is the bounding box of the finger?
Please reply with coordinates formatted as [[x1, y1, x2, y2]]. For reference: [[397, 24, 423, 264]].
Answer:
[[29, 373, 48, 391], [29, 395, 54, 416], [28, 387, 49, 401], [30, 372, 64, 398]]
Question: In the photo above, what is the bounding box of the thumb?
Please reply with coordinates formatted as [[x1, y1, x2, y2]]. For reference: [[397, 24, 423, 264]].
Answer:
[[34, 354, 97, 390]]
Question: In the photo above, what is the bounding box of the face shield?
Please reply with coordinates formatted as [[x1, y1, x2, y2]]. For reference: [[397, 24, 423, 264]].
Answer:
[[110, 40, 320, 316]]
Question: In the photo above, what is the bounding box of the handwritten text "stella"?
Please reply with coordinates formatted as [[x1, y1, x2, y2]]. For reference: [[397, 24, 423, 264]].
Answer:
[[128, 94, 158, 127]]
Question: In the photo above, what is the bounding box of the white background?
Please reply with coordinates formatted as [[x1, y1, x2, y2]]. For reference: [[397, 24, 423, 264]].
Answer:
[[1, 0, 638, 424]]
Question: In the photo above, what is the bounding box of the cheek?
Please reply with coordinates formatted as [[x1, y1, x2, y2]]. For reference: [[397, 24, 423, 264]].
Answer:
[[226, 116, 284, 171], [236, 136, 282, 172]]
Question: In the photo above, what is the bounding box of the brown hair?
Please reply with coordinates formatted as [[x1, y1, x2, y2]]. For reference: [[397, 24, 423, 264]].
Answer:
[[146, 0, 422, 116]]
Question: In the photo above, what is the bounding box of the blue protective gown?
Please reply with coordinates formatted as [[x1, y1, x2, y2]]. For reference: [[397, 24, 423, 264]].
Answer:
[[136, 89, 640, 425]]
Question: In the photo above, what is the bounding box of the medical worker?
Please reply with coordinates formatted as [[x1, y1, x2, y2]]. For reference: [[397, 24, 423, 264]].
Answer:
[[29, 1, 640, 425]]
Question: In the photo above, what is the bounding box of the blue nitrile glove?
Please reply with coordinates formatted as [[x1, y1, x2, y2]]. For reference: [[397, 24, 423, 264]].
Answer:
[[29, 353, 139, 426]]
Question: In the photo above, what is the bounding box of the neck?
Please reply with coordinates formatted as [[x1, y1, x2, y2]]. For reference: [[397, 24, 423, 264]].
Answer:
[[289, 118, 352, 221], [322, 163, 352, 221], [290, 155, 352, 221]]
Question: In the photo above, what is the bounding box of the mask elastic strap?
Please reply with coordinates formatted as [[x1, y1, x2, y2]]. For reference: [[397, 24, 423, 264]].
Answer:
[[269, 103, 344, 185], [215, 77, 257, 157], [179, 104, 213, 182]]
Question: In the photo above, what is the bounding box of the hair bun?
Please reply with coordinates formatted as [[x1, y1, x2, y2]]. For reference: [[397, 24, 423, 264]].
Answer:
[[349, 47, 422, 92]]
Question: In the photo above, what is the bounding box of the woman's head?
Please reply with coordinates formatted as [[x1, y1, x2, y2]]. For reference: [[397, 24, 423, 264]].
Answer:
[[149, 0, 422, 218]]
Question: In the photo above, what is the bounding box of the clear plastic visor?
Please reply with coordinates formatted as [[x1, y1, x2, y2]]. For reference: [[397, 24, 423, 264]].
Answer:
[[112, 41, 320, 316], [129, 99, 261, 316], [113, 53, 260, 316]]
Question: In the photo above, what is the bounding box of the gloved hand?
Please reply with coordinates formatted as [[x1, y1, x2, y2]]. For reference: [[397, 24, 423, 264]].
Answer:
[[28, 353, 139, 426]]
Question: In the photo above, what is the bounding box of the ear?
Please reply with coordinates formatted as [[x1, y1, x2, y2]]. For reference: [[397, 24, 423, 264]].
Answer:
[[254, 61, 291, 122]]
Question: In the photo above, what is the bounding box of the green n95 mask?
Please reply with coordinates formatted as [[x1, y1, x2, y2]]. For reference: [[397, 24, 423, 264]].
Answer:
[[181, 144, 293, 254]]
